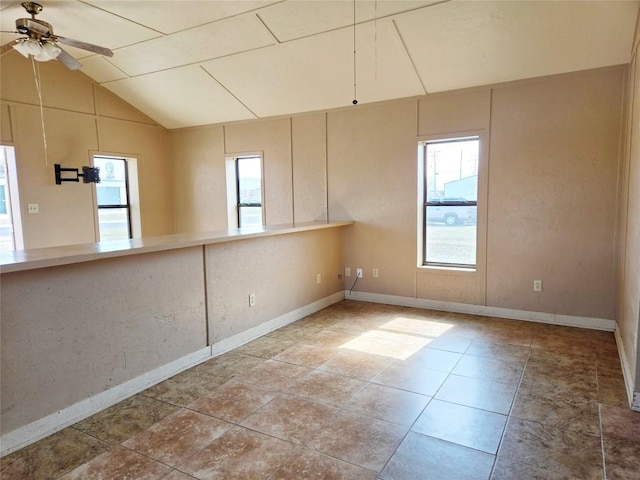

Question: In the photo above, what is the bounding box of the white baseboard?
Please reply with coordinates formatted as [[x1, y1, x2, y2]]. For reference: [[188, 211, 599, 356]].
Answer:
[[0, 346, 213, 457], [614, 325, 635, 408], [344, 291, 616, 331], [211, 291, 345, 356], [0, 291, 345, 457]]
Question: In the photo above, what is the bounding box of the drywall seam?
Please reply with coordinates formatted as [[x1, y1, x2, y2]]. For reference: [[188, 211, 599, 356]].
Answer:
[[345, 291, 616, 331]]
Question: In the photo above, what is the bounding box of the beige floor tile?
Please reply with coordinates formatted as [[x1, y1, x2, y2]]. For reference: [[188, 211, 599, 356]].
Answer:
[[498, 417, 603, 479], [302, 329, 359, 348], [178, 426, 294, 479], [435, 374, 517, 414], [58, 446, 171, 480], [162, 471, 199, 480], [466, 340, 530, 362], [269, 448, 378, 480], [403, 346, 462, 372], [284, 369, 367, 406], [412, 399, 507, 454], [0, 428, 110, 480], [342, 382, 430, 426], [372, 361, 449, 396], [308, 409, 408, 471], [122, 409, 232, 467], [234, 335, 296, 359], [234, 359, 312, 390], [317, 349, 392, 381], [187, 379, 276, 423], [491, 456, 575, 480], [600, 404, 640, 442], [241, 394, 340, 447], [380, 432, 494, 480], [192, 352, 265, 378], [273, 343, 338, 368], [511, 390, 600, 436], [452, 354, 525, 386], [142, 368, 228, 407], [73, 394, 179, 444]]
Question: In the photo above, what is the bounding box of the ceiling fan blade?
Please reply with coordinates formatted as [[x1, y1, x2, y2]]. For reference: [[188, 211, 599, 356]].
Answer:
[[0, 39, 20, 56], [55, 36, 113, 57], [56, 47, 82, 70]]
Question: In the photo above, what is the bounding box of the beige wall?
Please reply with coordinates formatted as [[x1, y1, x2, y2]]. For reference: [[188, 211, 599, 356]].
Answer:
[[617, 25, 640, 396], [170, 112, 330, 230], [487, 69, 623, 319], [0, 227, 345, 435], [206, 228, 343, 343], [171, 66, 625, 321], [1, 247, 207, 433], [0, 52, 172, 248]]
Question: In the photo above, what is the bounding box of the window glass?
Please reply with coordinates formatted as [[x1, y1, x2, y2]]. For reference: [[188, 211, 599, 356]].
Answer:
[[423, 138, 479, 267], [94, 157, 131, 241], [236, 156, 262, 227]]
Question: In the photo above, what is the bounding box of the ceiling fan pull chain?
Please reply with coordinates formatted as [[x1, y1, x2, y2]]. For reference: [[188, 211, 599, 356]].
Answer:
[[31, 55, 48, 167]]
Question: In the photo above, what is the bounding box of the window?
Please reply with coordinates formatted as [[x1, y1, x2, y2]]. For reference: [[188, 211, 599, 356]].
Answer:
[[0, 146, 23, 251], [235, 156, 262, 227], [422, 137, 479, 268], [94, 156, 131, 241]]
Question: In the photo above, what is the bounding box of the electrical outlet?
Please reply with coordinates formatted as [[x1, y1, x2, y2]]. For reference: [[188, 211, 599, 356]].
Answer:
[[316, 273, 321, 284], [533, 280, 543, 292], [356, 268, 363, 278], [372, 268, 379, 278], [345, 267, 351, 277], [28, 203, 39, 214], [249, 293, 256, 307]]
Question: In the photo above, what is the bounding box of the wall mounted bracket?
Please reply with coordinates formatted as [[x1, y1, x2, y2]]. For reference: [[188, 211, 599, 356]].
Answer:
[[54, 163, 100, 184]]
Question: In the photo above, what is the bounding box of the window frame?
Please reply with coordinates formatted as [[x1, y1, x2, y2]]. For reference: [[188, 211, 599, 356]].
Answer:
[[235, 155, 263, 228], [420, 136, 480, 269], [94, 156, 132, 241]]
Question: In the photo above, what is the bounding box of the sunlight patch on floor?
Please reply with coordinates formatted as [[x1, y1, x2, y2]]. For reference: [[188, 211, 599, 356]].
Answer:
[[338, 317, 455, 360]]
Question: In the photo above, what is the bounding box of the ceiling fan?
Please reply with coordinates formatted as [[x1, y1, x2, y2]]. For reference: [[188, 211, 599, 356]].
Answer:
[[0, 2, 113, 70]]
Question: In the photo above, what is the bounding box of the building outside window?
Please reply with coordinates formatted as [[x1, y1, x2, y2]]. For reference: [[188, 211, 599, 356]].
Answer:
[[94, 156, 131, 241], [422, 137, 479, 268], [236, 156, 263, 227]]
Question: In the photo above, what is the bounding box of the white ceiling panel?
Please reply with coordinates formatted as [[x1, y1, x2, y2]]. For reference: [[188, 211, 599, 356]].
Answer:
[[2, 0, 638, 129], [79, 56, 127, 83], [395, 1, 639, 93], [85, 0, 280, 35], [202, 19, 424, 118], [104, 66, 256, 129], [0, 0, 161, 53], [108, 14, 275, 77], [258, 0, 437, 42]]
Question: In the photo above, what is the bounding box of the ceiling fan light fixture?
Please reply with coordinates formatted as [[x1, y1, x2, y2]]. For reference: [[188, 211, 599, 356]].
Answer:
[[37, 42, 61, 61], [12, 38, 61, 62], [12, 39, 33, 58]]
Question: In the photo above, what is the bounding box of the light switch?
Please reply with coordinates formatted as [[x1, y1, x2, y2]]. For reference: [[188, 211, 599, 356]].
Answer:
[[28, 203, 39, 214]]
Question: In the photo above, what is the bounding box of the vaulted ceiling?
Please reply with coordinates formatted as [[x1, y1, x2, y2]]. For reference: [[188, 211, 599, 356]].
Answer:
[[1, 0, 638, 129]]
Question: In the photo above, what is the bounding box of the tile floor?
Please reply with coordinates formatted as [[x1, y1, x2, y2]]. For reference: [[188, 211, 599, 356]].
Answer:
[[2, 300, 639, 479]]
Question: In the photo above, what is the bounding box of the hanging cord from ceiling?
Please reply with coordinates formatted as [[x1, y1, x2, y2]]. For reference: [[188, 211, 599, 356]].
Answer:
[[374, 0, 378, 81], [30, 55, 48, 166], [352, 0, 358, 105]]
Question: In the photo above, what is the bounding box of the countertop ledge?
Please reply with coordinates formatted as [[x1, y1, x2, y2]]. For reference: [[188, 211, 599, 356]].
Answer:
[[0, 221, 354, 274]]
